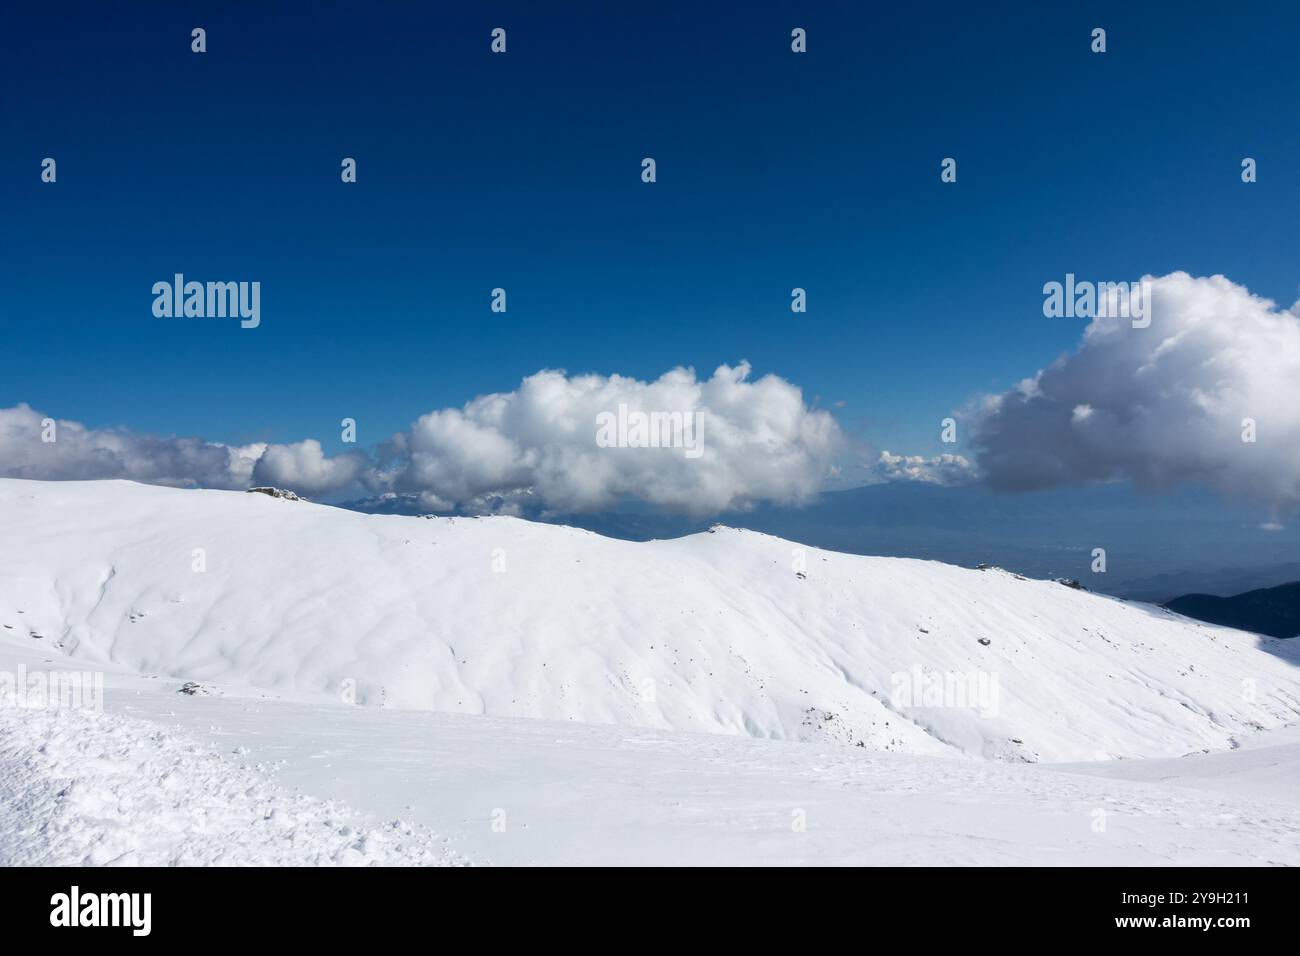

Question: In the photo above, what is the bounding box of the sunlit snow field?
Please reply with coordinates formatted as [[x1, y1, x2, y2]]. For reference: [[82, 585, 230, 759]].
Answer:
[[3, 479, 1299, 865]]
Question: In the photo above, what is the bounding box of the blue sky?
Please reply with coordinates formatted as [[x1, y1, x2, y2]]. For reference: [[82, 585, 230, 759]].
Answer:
[[4, 0, 1300, 464]]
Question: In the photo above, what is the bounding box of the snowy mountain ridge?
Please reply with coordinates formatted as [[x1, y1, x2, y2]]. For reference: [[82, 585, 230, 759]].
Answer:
[[2, 478, 1298, 763]]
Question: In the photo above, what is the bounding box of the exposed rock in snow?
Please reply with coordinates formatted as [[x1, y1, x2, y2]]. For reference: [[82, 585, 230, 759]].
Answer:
[[247, 486, 304, 501]]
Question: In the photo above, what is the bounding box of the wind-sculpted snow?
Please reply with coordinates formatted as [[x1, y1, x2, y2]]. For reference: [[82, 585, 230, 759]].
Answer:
[[2, 478, 1299, 763]]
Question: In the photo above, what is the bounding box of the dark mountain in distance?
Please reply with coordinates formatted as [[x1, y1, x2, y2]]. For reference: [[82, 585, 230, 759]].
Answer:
[[1109, 562, 1300, 604], [337, 481, 1297, 602], [1164, 582, 1300, 639]]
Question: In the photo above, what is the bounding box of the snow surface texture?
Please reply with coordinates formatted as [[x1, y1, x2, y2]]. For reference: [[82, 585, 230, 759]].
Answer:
[[2, 478, 1299, 764], [0, 699, 465, 867]]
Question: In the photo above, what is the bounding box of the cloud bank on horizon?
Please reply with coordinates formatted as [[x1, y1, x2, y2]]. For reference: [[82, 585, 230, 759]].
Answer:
[[0, 362, 841, 516], [3, 273, 1297, 518], [0, 404, 267, 491]]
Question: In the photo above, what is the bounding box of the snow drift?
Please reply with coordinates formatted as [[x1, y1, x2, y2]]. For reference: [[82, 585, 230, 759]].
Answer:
[[1, 478, 1298, 762]]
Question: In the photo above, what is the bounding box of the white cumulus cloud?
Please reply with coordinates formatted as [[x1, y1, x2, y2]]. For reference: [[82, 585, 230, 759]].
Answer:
[[0, 362, 843, 515], [251, 440, 366, 496], [969, 272, 1300, 516], [378, 362, 841, 515], [870, 451, 976, 486]]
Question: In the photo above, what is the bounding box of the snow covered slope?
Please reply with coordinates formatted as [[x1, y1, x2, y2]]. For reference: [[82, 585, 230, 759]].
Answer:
[[2, 478, 1298, 763], [4, 639, 1300, 866]]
